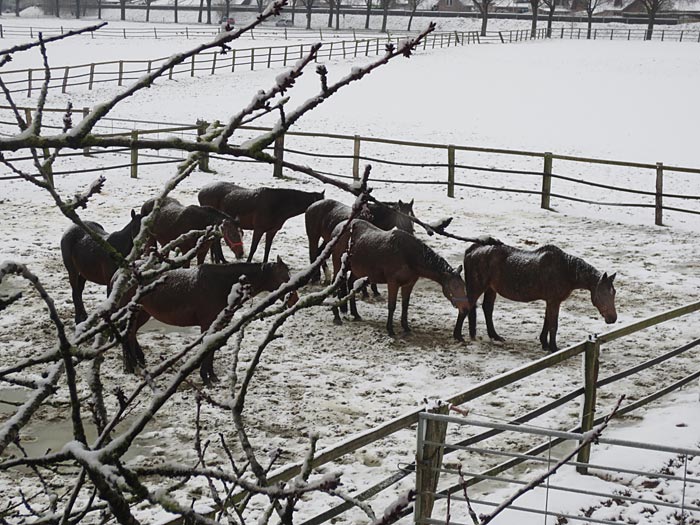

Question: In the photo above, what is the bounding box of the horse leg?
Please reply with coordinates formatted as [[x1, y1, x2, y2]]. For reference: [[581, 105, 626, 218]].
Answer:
[[308, 232, 321, 283], [454, 309, 468, 342], [482, 288, 505, 342], [386, 282, 399, 337], [70, 272, 88, 325], [400, 282, 416, 333], [371, 283, 381, 297], [545, 302, 561, 352], [123, 307, 150, 373], [262, 228, 280, 264], [246, 230, 264, 263], [199, 326, 219, 385], [210, 239, 227, 264], [348, 274, 362, 321]]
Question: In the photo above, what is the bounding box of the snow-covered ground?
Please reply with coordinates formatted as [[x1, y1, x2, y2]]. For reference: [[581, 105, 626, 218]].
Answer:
[[0, 19, 699, 524]]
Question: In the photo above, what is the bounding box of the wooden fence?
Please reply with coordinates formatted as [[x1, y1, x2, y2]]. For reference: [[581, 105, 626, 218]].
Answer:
[[157, 300, 698, 525], [0, 31, 474, 97], [2, 109, 699, 226]]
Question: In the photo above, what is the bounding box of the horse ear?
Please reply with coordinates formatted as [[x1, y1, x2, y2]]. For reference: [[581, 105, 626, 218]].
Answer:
[[131, 209, 136, 220], [455, 264, 463, 275], [601, 272, 608, 281], [276, 255, 283, 264], [610, 272, 617, 282], [409, 198, 414, 207]]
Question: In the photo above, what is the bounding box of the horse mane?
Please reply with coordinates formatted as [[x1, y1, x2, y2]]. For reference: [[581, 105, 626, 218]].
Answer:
[[393, 231, 454, 274], [537, 245, 601, 281]]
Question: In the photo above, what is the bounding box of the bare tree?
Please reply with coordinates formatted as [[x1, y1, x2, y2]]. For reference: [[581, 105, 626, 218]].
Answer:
[[302, 0, 315, 28], [640, 0, 673, 40], [335, 0, 342, 29], [291, 0, 298, 23], [407, 0, 425, 30], [0, 12, 441, 524], [119, 0, 126, 20], [582, 0, 608, 39], [529, 0, 541, 37], [380, 0, 391, 32], [472, 0, 499, 36], [365, 0, 373, 28], [327, 0, 335, 27], [541, 0, 555, 37]]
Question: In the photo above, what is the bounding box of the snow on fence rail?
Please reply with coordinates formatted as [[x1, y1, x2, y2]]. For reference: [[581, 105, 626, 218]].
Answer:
[[2, 107, 699, 226]]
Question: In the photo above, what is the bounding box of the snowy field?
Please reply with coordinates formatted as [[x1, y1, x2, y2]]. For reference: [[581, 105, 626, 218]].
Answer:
[[1, 17, 699, 524]]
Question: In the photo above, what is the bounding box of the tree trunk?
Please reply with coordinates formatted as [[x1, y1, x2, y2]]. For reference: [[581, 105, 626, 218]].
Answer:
[[15, 0, 19, 17], [530, 0, 538, 37], [365, 0, 371, 28], [381, 0, 388, 32], [225, 0, 230, 17], [206, 0, 212, 24], [335, 0, 341, 29], [54, 0, 60, 16], [198, 0, 203, 22], [646, 12, 655, 40], [586, 11, 592, 38], [480, 4, 489, 36], [546, 4, 554, 37], [98, 0, 102, 19], [327, 0, 334, 27], [174, 0, 178, 23], [408, 6, 415, 30], [146, 0, 151, 21], [291, 0, 297, 23], [120, 0, 126, 20], [306, 1, 312, 29], [75, 0, 81, 18]]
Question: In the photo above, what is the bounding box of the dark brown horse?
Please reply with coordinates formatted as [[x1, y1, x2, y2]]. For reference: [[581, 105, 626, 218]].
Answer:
[[453, 243, 618, 351], [141, 196, 244, 265], [198, 182, 324, 263], [60, 211, 142, 324], [304, 198, 416, 284], [331, 219, 468, 336], [123, 256, 298, 384]]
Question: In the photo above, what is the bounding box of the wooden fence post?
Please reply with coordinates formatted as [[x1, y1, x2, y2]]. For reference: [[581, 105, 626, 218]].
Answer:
[[231, 49, 236, 71], [191, 55, 196, 77], [251, 48, 255, 70], [576, 337, 600, 474], [273, 134, 284, 178], [211, 52, 217, 74], [655, 162, 664, 226], [541, 152, 553, 210], [62, 66, 70, 93], [88, 64, 95, 90], [415, 403, 449, 525], [197, 120, 210, 172], [82, 107, 91, 157], [130, 130, 139, 179], [352, 135, 361, 181], [27, 69, 32, 98], [447, 145, 455, 198], [118, 60, 123, 86]]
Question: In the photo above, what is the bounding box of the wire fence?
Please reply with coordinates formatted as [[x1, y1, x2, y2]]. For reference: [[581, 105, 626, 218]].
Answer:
[[415, 413, 700, 525]]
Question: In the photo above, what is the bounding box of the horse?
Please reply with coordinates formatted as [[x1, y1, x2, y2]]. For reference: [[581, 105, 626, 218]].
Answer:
[[198, 182, 325, 263], [330, 219, 468, 336], [140, 196, 244, 265], [304, 198, 416, 285], [60, 210, 142, 325], [122, 256, 298, 384], [453, 243, 618, 351]]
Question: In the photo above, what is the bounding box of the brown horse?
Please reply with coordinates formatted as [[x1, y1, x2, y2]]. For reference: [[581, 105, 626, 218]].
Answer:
[[453, 243, 618, 351], [141, 196, 244, 265], [304, 198, 416, 284], [60, 211, 142, 324], [198, 182, 324, 263], [123, 256, 298, 384], [331, 219, 468, 336]]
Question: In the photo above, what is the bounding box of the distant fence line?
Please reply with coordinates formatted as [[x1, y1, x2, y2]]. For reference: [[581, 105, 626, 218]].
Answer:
[[2, 107, 699, 226], [2, 25, 699, 99]]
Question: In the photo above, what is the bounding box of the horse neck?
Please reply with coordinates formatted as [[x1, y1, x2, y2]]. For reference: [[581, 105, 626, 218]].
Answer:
[[107, 223, 136, 256], [405, 237, 453, 284], [566, 254, 601, 292]]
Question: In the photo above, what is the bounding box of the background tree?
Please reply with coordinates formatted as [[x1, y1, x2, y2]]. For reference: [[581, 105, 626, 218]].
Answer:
[[583, 0, 608, 39], [302, 0, 315, 28], [640, 0, 673, 39], [541, 0, 555, 37], [291, 0, 298, 24], [472, 0, 499, 36], [365, 0, 373, 28], [327, 0, 335, 27], [407, 0, 425, 30], [529, 0, 541, 37], [335, 0, 342, 29], [380, 0, 391, 32], [0, 14, 439, 525]]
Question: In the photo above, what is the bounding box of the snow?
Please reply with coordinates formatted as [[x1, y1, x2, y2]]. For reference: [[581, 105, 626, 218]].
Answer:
[[1, 16, 699, 524]]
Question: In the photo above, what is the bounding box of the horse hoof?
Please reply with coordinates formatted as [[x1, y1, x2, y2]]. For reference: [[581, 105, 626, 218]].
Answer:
[[352, 315, 363, 322], [492, 335, 505, 342], [333, 318, 343, 326]]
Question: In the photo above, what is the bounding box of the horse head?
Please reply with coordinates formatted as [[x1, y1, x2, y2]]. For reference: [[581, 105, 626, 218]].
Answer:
[[128, 209, 143, 238], [222, 219, 245, 259], [441, 265, 469, 313], [592, 272, 617, 324], [267, 255, 299, 308], [396, 199, 416, 234]]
